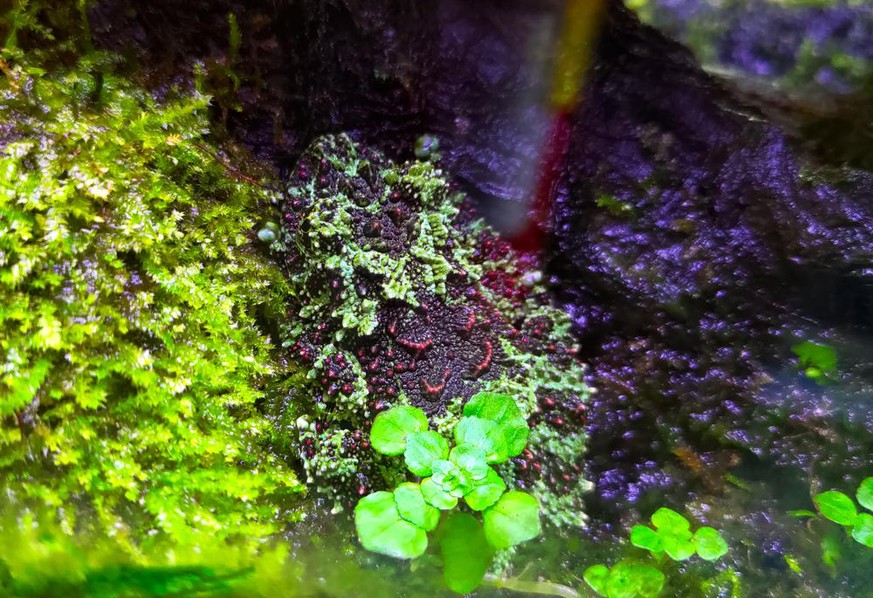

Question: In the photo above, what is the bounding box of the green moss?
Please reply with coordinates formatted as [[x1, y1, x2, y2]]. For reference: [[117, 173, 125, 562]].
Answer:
[[0, 58, 302, 548]]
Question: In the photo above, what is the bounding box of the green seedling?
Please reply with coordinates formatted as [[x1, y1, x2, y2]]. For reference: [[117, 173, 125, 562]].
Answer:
[[791, 340, 837, 383], [584, 508, 729, 598], [630, 508, 729, 562], [583, 562, 665, 598], [812, 477, 873, 549], [354, 393, 540, 593]]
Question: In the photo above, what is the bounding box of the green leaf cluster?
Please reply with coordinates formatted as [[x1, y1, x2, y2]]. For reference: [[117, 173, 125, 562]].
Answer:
[[0, 55, 301, 547], [354, 393, 539, 593], [584, 508, 729, 598], [584, 562, 665, 598], [812, 478, 873, 549], [630, 508, 729, 562]]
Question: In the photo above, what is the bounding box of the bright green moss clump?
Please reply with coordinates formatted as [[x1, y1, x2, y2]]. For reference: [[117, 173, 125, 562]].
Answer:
[[0, 59, 301, 548]]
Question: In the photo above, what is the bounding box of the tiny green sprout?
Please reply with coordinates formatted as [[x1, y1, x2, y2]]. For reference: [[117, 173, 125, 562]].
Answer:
[[810, 477, 873, 549], [791, 340, 837, 382], [631, 508, 728, 562], [585, 508, 729, 598], [784, 554, 804, 575], [354, 392, 539, 593], [584, 561, 665, 598]]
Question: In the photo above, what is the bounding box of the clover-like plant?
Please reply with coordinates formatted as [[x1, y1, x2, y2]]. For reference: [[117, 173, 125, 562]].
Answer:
[[629, 508, 729, 562], [811, 477, 873, 549], [583, 508, 729, 598], [583, 562, 665, 598], [354, 392, 541, 593]]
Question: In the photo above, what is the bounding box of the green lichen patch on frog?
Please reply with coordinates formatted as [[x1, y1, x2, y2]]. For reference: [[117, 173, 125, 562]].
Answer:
[[265, 134, 592, 525], [0, 58, 302, 549]]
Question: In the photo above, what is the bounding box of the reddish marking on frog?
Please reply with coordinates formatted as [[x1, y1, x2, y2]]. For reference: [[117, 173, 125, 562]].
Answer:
[[470, 341, 493, 378], [396, 336, 432, 355], [459, 308, 476, 337], [422, 368, 451, 399], [387, 319, 398, 337]]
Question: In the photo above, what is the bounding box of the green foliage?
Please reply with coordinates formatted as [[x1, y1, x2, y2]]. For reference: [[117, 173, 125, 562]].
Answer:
[[404, 430, 449, 476], [0, 507, 303, 597], [585, 508, 729, 597], [0, 54, 301, 548], [814, 491, 858, 526], [811, 478, 873, 549], [14, 564, 252, 598], [462, 392, 529, 457], [858, 478, 873, 511], [370, 405, 429, 456], [394, 482, 440, 531], [481, 491, 541, 550], [631, 508, 728, 562], [584, 562, 665, 598], [692, 527, 731, 562], [853, 514, 873, 547], [791, 340, 838, 382], [594, 194, 635, 219], [354, 491, 428, 559], [354, 394, 540, 593], [453, 417, 509, 464], [440, 513, 494, 594]]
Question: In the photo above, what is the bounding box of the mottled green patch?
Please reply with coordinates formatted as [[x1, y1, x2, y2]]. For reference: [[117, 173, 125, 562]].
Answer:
[[266, 134, 593, 527]]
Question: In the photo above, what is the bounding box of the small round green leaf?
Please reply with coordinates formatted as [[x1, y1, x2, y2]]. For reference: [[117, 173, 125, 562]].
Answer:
[[851, 513, 873, 547], [440, 513, 494, 594], [791, 341, 837, 373], [482, 491, 540, 549], [454, 416, 509, 464], [421, 477, 458, 510], [693, 527, 729, 561], [814, 491, 859, 526], [463, 392, 530, 456], [450, 444, 488, 480], [651, 507, 691, 533], [464, 467, 506, 511], [582, 564, 610, 597], [660, 530, 696, 561], [370, 406, 429, 456], [394, 483, 440, 532], [404, 430, 449, 476], [464, 392, 523, 421], [857, 477, 873, 512], [355, 491, 428, 559], [630, 525, 663, 554], [606, 562, 664, 598]]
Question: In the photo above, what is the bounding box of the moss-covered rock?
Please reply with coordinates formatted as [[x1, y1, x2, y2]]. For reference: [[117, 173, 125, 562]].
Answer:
[[265, 134, 593, 527], [0, 58, 301, 548]]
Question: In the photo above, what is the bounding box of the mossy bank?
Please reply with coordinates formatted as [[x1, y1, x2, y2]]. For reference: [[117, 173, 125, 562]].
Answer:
[[0, 56, 302, 551]]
